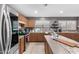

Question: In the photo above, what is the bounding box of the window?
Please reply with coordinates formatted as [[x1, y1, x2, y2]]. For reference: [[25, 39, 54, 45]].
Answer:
[[58, 20, 76, 31]]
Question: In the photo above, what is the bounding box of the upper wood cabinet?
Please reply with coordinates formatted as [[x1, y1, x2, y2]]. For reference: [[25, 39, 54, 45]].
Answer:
[[18, 14, 28, 25], [25, 18, 35, 28], [28, 19, 35, 27], [18, 14, 35, 28]]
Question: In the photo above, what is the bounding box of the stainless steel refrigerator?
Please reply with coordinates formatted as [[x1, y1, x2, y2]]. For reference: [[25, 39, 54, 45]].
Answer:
[[0, 4, 18, 54]]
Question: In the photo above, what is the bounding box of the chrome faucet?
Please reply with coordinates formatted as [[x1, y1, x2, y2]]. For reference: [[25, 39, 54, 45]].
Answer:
[[50, 29, 59, 40]]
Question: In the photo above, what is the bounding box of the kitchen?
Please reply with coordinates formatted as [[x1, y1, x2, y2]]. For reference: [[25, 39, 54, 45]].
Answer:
[[1, 4, 79, 54]]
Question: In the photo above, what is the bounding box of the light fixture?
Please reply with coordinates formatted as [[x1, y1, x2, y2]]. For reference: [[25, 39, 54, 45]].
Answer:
[[34, 10, 38, 14], [59, 10, 63, 14]]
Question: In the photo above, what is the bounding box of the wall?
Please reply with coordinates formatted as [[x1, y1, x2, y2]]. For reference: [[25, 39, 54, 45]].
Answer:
[[33, 17, 79, 32], [46, 17, 78, 31]]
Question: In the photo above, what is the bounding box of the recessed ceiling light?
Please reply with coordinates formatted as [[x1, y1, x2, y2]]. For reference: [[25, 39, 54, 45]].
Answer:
[[34, 10, 38, 14], [60, 10, 63, 14]]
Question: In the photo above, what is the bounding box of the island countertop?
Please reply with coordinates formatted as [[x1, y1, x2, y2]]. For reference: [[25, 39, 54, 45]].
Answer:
[[45, 35, 79, 54], [19, 35, 24, 39]]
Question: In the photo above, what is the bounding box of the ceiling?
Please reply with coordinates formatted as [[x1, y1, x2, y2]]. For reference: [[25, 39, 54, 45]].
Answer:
[[9, 4, 79, 17]]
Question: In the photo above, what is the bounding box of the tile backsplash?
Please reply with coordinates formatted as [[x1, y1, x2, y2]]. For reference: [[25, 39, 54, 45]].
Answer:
[[33, 17, 79, 32]]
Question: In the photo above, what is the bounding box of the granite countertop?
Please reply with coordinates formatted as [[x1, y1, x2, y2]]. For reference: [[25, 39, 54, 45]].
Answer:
[[19, 34, 29, 39], [19, 35, 24, 39], [45, 35, 79, 54], [29, 32, 51, 35], [59, 31, 79, 33]]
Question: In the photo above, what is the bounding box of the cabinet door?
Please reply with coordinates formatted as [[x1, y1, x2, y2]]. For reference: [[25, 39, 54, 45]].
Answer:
[[58, 33, 79, 42], [19, 36, 25, 54], [18, 14, 28, 26], [37, 33, 45, 42], [29, 33, 45, 42], [29, 33, 38, 42], [44, 42, 53, 54], [28, 20, 35, 27], [24, 19, 28, 27]]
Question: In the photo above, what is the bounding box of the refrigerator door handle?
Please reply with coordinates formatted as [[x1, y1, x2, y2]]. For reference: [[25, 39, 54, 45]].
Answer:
[[6, 6, 12, 53], [0, 4, 12, 54], [0, 4, 11, 54], [0, 4, 5, 54], [3, 7, 12, 54]]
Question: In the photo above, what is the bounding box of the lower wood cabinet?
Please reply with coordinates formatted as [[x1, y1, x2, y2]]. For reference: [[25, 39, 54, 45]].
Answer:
[[28, 33, 53, 54], [58, 33, 79, 42], [19, 36, 26, 54], [28, 33, 46, 42], [44, 42, 53, 54]]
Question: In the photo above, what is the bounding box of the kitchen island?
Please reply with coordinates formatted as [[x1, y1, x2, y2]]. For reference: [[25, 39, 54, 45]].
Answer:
[[45, 35, 79, 54]]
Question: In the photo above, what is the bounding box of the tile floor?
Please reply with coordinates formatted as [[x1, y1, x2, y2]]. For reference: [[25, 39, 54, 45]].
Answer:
[[23, 42, 45, 54], [14, 42, 45, 54]]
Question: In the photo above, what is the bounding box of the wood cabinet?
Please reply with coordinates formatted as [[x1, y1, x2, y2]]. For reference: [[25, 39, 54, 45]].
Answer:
[[19, 36, 26, 54], [29, 33, 50, 42], [18, 14, 28, 25], [29, 33, 46, 42], [58, 33, 79, 42], [44, 42, 53, 54], [18, 14, 35, 28], [28, 33, 53, 54], [28, 20, 35, 27]]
